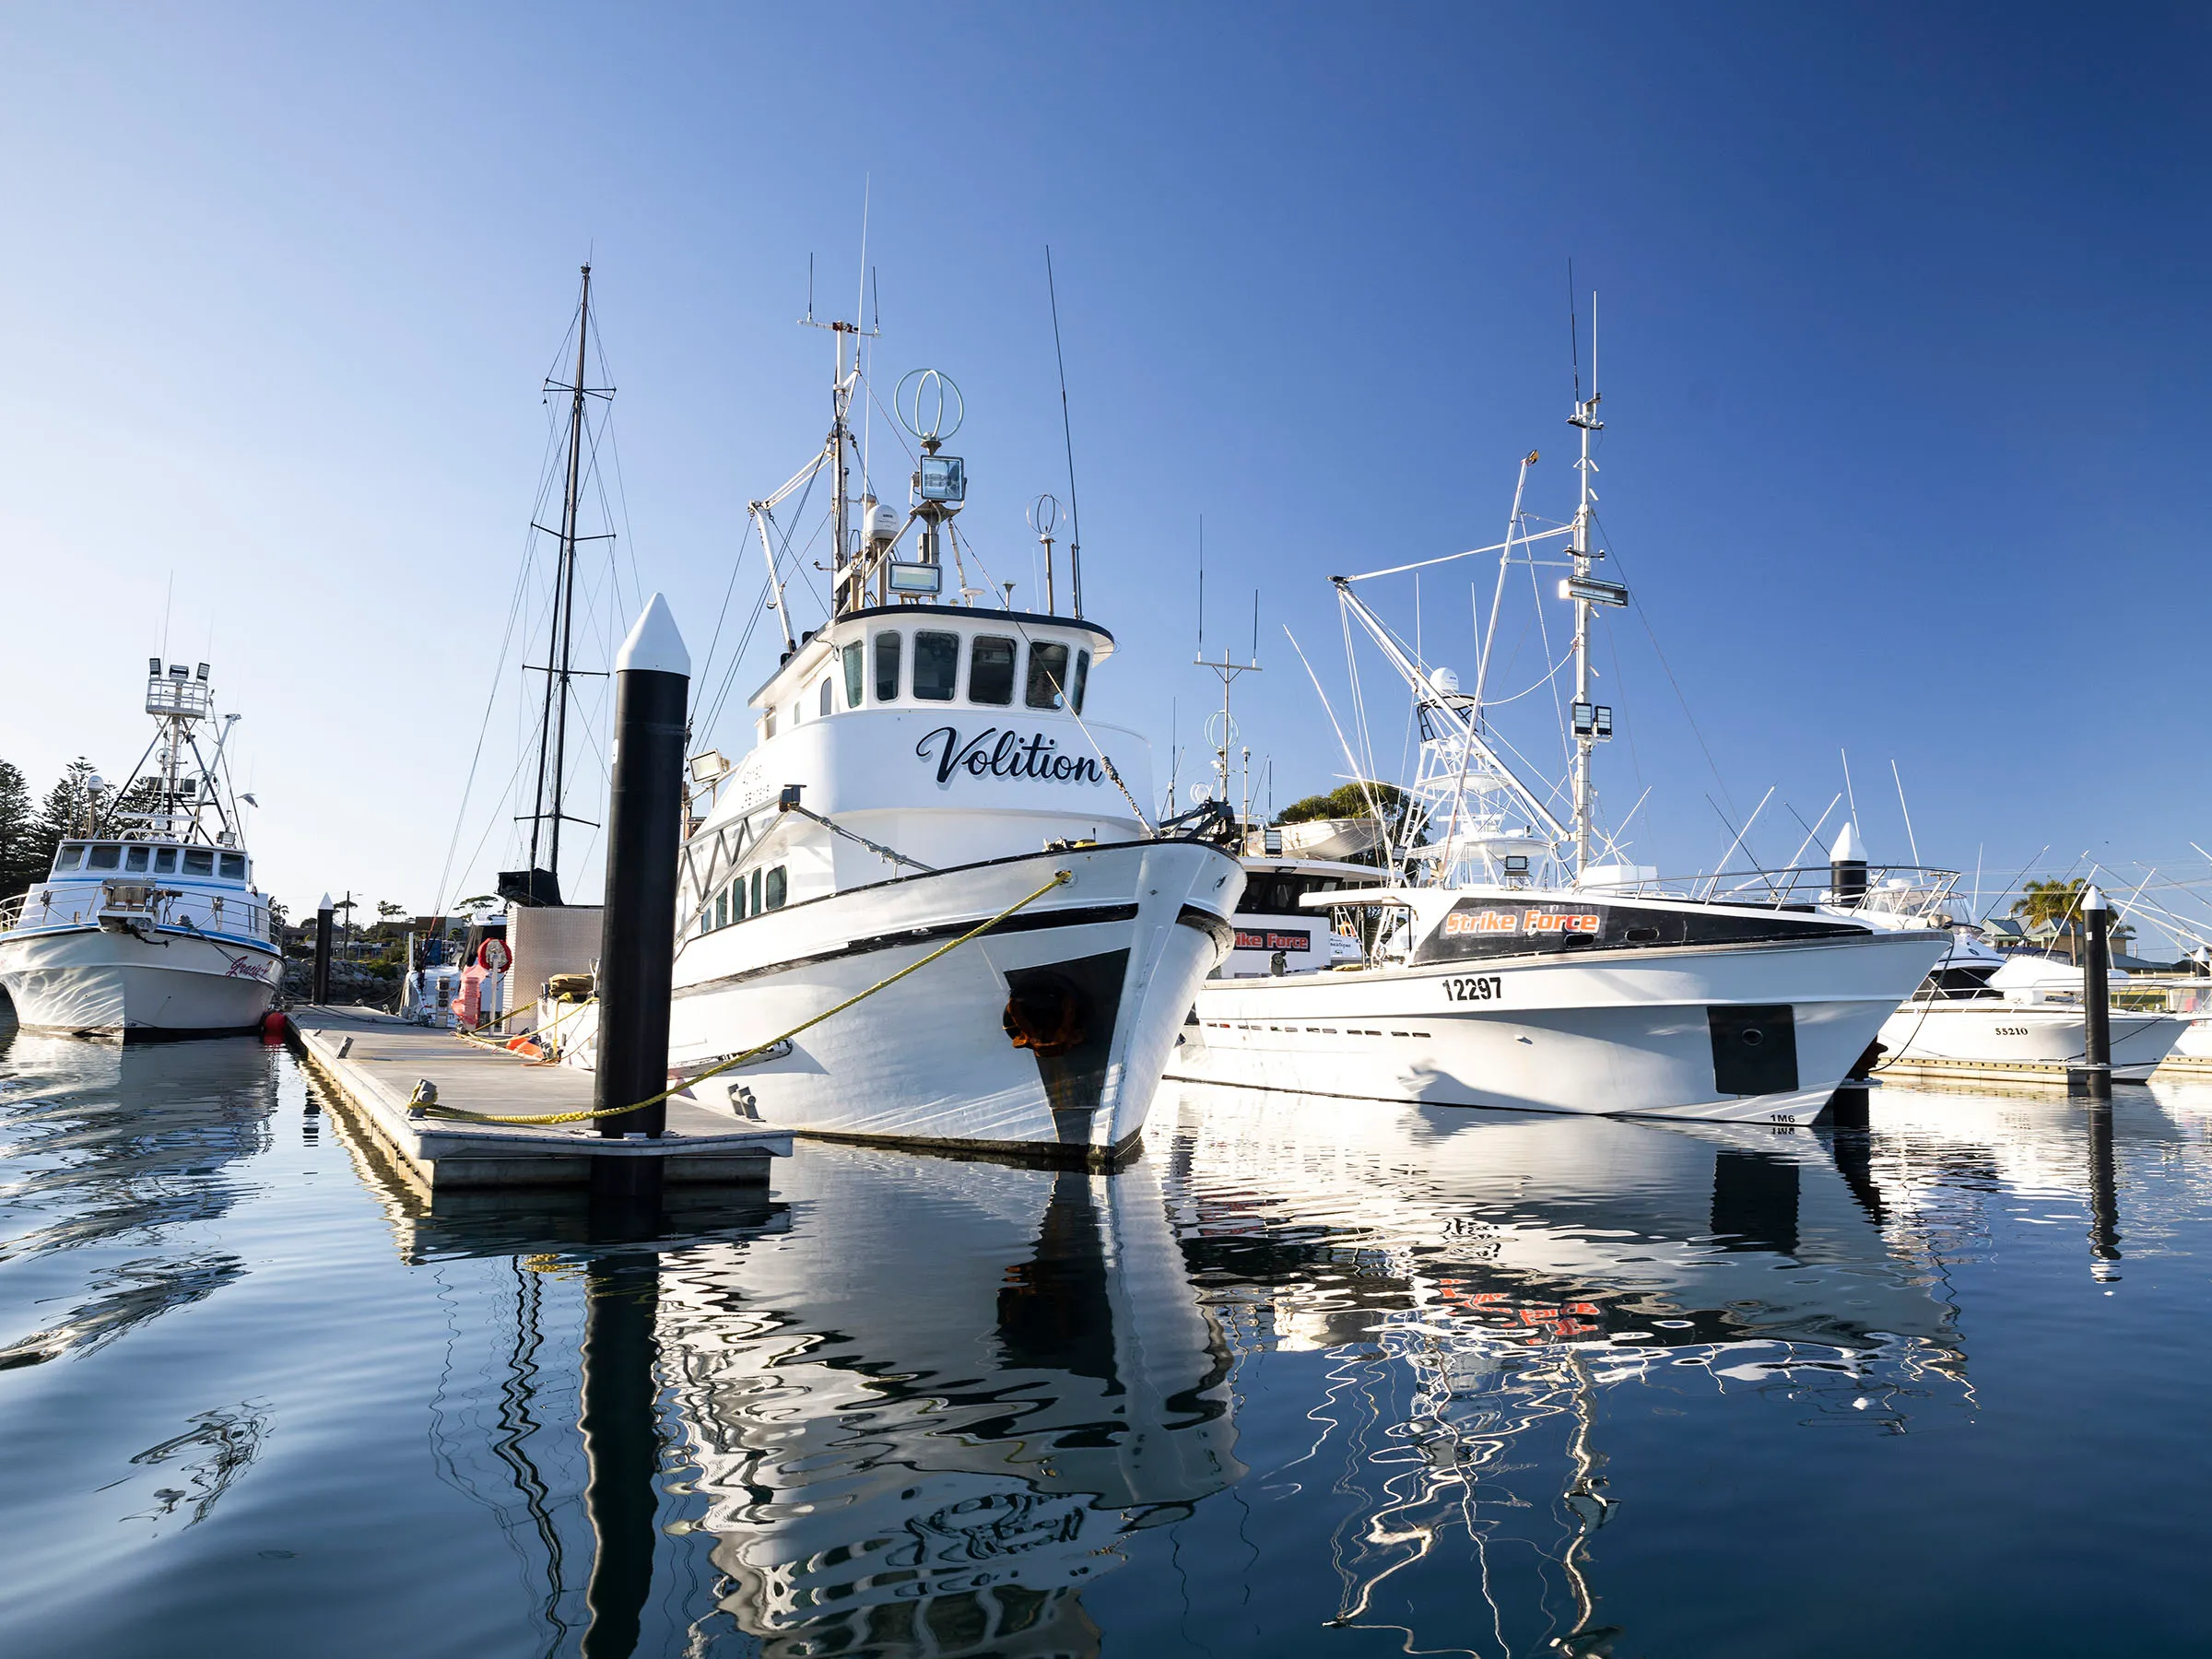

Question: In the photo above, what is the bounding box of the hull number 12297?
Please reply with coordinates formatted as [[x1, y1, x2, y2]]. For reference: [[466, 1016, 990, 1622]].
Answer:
[[1443, 975, 1504, 1003]]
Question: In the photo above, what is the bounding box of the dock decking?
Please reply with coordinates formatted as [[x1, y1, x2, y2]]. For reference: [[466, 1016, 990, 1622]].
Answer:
[[288, 1005, 791, 1194]]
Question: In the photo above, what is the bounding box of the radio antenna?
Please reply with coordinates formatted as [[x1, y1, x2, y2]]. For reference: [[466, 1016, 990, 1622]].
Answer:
[[1045, 246, 1084, 617], [1567, 257, 1581, 404], [1196, 515, 1204, 652]]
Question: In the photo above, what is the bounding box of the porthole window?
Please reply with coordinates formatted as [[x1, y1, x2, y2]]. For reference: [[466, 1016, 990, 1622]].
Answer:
[[912, 631, 959, 700], [873, 631, 901, 701], [1026, 642, 1070, 709], [970, 636, 1016, 705], [764, 865, 787, 909], [842, 641, 865, 708]]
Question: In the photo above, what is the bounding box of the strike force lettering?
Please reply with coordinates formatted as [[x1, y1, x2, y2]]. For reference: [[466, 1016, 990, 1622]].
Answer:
[[916, 725, 1109, 786], [1441, 909, 1602, 937]]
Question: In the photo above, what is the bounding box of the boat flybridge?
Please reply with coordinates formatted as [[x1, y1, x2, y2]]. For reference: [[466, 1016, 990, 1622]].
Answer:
[[560, 318, 1245, 1163], [1171, 378, 1952, 1124], [0, 661, 278, 1038]]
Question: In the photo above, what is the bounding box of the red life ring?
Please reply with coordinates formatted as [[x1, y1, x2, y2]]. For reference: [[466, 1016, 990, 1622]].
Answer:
[[477, 938, 512, 972]]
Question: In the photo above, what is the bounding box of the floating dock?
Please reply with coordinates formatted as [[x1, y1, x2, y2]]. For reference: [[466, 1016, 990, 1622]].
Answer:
[[288, 1006, 791, 1194], [1874, 1056, 2154, 1091]]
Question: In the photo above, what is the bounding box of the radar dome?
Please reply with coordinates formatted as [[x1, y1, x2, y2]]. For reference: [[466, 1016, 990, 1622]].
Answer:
[[863, 498, 904, 547], [1429, 665, 1462, 695]]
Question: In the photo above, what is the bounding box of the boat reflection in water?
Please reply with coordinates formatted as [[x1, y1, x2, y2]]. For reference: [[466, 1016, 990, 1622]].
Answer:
[[335, 1062, 1975, 1657], [1153, 1084, 1971, 1653], [0, 1027, 278, 1369], [657, 1148, 1242, 1656]]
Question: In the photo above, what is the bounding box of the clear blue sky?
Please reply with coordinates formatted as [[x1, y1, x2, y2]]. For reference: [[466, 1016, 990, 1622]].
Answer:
[[4, 4, 2206, 924]]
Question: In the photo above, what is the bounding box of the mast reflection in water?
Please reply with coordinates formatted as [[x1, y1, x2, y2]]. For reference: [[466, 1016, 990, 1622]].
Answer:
[[16, 1017, 2212, 1657]]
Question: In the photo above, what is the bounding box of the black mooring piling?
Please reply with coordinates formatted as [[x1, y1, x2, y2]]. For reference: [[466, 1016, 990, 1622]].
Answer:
[[2070, 885, 2113, 1100], [312, 892, 335, 1005], [594, 594, 690, 1155]]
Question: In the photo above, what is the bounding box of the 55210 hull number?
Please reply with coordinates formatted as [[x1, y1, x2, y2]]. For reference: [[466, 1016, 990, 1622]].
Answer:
[[1444, 975, 1504, 1003]]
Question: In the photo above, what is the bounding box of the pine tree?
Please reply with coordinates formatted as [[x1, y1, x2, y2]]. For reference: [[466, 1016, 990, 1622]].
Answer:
[[31, 759, 100, 876], [0, 760, 34, 900]]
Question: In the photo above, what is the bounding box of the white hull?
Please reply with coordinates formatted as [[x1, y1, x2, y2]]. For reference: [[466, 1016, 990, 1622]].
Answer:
[[0, 923, 278, 1037], [566, 840, 1240, 1160], [1878, 1000, 2189, 1077], [1171, 930, 1948, 1125]]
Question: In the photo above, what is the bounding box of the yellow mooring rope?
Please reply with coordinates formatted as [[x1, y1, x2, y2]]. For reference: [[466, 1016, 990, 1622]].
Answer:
[[412, 869, 1073, 1128], [453, 993, 594, 1055]]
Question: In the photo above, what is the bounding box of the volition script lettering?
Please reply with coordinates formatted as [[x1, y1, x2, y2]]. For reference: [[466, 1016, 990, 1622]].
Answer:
[[916, 725, 1110, 787]]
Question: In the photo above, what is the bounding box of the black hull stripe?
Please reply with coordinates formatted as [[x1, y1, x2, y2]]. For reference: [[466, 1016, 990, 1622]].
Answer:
[[674, 902, 1144, 1000]]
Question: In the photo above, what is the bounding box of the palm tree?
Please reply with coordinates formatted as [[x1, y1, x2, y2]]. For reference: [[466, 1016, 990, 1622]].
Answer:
[[2010, 877, 2134, 964]]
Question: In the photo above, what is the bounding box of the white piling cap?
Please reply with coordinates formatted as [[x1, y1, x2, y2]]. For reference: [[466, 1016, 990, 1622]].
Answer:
[[2084, 884, 2108, 912], [317, 892, 334, 912], [617, 592, 690, 677], [1830, 820, 1865, 863]]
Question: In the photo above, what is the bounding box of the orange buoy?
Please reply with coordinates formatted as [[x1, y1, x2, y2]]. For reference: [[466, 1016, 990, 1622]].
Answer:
[[260, 1009, 288, 1045]]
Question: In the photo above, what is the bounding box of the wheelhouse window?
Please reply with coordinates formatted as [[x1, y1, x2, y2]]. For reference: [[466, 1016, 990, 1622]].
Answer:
[[153, 848, 177, 873], [219, 853, 247, 881], [912, 631, 959, 700], [86, 845, 121, 871], [1026, 642, 1069, 709], [53, 844, 83, 872], [182, 849, 214, 876], [124, 846, 150, 872], [764, 865, 787, 909], [1071, 650, 1090, 713], [818, 677, 832, 717], [970, 636, 1017, 705], [842, 641, 865, 708], [873, 631, 901, 701], [749, 867, 763, 915]]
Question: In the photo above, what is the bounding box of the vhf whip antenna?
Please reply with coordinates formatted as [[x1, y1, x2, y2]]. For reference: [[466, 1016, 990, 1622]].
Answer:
[[1045, 246, 1084, 617]]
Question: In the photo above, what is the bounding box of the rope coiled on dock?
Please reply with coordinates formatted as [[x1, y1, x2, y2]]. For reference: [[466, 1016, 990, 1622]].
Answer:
[[410, 869, 1075, 1128]]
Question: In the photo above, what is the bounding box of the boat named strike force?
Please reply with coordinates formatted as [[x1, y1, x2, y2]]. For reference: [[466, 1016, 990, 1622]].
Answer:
[[1171, 377, 1948, 1124], [0, 661, 279, 1038]]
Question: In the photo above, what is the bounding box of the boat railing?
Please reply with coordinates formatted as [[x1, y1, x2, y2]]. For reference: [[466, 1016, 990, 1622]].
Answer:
[[0, 883, 271, 943], [0, 893, 25, 933], [1578, 863, 1964, 922]]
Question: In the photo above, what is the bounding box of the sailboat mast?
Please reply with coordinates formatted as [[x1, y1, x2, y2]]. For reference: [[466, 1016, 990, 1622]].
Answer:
[[550, 265, 593, 879]]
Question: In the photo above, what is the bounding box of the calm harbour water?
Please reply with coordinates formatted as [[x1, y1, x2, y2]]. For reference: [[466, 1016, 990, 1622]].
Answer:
[[3, 1015, 2209, 1657]]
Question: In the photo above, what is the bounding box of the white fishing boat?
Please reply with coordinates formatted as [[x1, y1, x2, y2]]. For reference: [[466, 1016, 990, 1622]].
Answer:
[[560, 322, 1243, 1163], [1170, 381, 1949, 1124], [1878, 947, 2192, 1081], [0, 661, 278, 1038]]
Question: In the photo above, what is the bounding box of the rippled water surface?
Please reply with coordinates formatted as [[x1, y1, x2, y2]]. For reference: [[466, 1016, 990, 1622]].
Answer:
[[5, 1013, 2211, 1657]]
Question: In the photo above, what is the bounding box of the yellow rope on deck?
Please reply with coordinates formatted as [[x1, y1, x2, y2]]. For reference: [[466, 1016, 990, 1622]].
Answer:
[[412, 869, 1073, 1128], [454, 993, 594, 1055]]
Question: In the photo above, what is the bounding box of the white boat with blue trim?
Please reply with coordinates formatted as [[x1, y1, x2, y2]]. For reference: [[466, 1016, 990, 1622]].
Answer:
[[0, 661, 279, 1039], [555, 322, 1244, 1164]]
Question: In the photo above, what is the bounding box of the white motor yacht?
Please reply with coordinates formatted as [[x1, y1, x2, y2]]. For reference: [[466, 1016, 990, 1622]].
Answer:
[[1877, 946, 2191, 1080], [1170, 386, 1947, 1125], [0, 661, 278, 1038], [559, 331, 1242, 1164]]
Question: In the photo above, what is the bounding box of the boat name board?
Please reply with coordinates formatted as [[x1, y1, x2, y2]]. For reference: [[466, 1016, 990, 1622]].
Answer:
[[1416, 897, 1866, 965], [1234, 929, 1311, 952], [916, 725, 1111, 788], [1442, 909, 1601, 937]]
